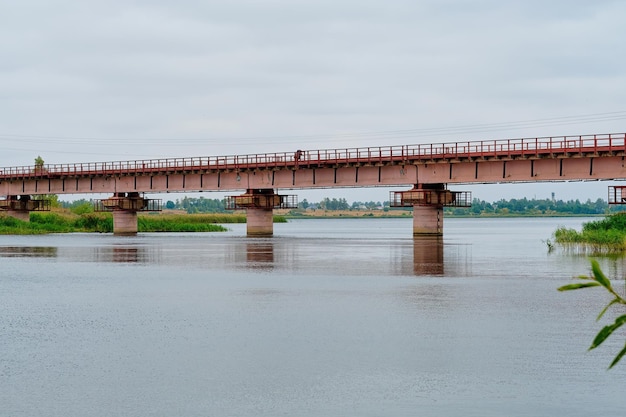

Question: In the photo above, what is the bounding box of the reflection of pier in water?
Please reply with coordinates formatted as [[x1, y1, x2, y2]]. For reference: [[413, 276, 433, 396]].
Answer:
[[228, 239, 294, 270], [233, 237, 455, 277], [245, 242, 274, 268], [0, 246, 58, 258], [396, 236, 469, 277], [50, 244, 161, 264], [0, 236, 470, 276], [413, 237, 444, 275], [91, 244, 162, 263], [0, 244, 159, 264]]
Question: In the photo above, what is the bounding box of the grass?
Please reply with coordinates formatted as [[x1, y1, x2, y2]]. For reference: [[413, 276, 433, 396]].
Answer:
[[553, 212, 626, 253], [0, 210, 287, 234], [138, 213, 236, 232]]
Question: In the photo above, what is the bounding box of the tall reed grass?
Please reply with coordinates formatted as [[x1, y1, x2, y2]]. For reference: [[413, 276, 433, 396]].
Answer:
[[553, 212, 626, 253], [0, 211, 284, 234]]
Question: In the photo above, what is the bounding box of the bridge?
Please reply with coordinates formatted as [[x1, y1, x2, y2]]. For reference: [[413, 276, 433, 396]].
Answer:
[[1, 132, 626, 235]]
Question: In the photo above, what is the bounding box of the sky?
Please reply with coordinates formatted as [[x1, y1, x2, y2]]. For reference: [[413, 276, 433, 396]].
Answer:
[[1, 0, 626, 203]]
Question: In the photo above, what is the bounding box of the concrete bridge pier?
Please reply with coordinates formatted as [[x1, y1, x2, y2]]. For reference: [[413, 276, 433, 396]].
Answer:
[[5, 209, 31, 222], [5, 209, 30, 222], [111, 210, 139, 236], [226, 189, 297, 237], [246, 207, 275, 236], [95, 193, 161, 236], [413, 205, 444, 236], [390, 184, 472, 236], [0, 195, 50, 222]]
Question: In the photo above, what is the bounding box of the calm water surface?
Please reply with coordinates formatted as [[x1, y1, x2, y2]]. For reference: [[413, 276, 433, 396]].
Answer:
[[1, 217, 625, 416]]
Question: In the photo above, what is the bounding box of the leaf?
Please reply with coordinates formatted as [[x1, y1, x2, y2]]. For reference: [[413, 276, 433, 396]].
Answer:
[[590, 259, 612, 290], [608, 342, 626, 369], [557, 282, 601, 291], [597, 299, 620, 321], [589, 315, 626, 350]]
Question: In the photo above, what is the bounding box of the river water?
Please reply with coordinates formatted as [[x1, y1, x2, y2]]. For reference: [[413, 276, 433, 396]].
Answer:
[[0, 217, 624, 416]]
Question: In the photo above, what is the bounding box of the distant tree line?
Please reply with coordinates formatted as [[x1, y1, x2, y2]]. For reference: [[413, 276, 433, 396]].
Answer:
[[61, 197, 228, 214], [169, 197, 225, 213], [444, 197, 618, 216], [301, 198, 388, 211], [58, 196, 625, 216]]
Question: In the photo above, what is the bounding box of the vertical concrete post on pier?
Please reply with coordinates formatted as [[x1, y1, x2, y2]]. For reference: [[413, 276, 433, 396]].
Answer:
[[246, 207, 275, 237], [95, 193, 161, 236], [413, 205, 444, 236], [411, 184, 447, 236], [225, 189, 298, 237], [390, 184, 470, 237], [112, 210, 139, 236], [5, 209, 31, 222]]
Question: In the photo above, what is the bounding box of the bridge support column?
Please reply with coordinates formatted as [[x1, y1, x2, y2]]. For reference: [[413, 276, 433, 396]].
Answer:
[[246, 207, 274, 237], [95, 193, 162, 236], [112, 210, 139, 236], [389, 184, 471, 237], [413, 205, 443, 236], [5, 209, 31, 222], [226, 189, 298, 237]]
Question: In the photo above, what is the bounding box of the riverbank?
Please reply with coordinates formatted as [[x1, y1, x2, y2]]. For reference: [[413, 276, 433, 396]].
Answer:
[[0, 211, 285, 235], [278, 208, 606, 219], [0, 207, 610, 235]]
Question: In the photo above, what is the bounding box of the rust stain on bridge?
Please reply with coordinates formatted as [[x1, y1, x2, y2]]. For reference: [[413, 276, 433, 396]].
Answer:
[[1, 133, 625, 196]]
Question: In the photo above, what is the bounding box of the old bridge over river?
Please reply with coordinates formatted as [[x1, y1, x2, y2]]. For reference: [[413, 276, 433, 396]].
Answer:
[[2, 132, 626, 235]]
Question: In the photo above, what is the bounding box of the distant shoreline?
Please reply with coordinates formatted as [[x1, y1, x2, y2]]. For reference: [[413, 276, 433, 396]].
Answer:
[[280, 210, 605, 219]]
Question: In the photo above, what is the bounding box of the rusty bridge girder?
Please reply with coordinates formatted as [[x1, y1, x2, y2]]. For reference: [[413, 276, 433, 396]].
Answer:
[[0, 195, 50, 212], [389, 185, 472, 208], [94, 192, 162, 212], [225, 189, 298, 210]]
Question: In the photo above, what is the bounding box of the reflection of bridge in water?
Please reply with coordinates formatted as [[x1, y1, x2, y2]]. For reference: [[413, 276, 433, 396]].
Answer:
[[2, 133, 626, 236], [0, 237, 470, 277], [413, 237, 444, 275], [0, 246, 58, 258], [239, 237, 452, 276]]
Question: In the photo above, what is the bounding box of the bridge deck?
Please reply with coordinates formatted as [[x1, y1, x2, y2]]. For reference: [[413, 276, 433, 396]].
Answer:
[[1, 133, 624, 180]]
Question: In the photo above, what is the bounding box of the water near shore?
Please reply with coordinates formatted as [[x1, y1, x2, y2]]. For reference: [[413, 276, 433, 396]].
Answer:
[[1, 217, 624, 416]]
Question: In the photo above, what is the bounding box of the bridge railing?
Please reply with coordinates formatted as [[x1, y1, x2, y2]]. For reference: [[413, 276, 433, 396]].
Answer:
[[0, 133, 624, 179]]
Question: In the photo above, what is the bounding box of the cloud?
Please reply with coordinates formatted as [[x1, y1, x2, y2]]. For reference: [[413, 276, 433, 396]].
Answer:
[[0, 0, 625, 202]]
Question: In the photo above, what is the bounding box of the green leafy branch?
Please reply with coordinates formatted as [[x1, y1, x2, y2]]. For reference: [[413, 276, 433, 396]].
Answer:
[[558, 259, 626, 369]]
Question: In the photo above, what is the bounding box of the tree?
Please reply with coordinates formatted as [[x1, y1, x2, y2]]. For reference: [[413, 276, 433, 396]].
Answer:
[[70, 201, 94, 215], [166, 200, 176, 209], [558, 260, 626, 369], [33, 193, 60, 208]]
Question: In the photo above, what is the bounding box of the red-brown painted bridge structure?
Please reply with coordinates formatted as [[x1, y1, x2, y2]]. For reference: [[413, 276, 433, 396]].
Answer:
[[2, 132, 626, 235]]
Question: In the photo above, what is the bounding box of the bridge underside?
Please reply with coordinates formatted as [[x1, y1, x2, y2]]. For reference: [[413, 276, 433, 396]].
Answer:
[[1, 156, 624, 196]]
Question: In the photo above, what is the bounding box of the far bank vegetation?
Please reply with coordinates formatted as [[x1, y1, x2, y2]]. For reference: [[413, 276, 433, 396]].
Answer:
[[161, 196, 614, 217], [0, 211, 246, 234], [0, 195, 620, 235]]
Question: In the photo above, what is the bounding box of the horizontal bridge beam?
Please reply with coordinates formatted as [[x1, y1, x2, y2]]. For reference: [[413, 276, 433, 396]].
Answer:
[[1, 133, 625, 195], [0, 133, 624, 180], [1, 156, 625, 196]]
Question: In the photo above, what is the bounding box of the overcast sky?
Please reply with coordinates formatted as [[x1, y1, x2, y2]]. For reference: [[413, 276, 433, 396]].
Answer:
[[1, 0, 625, 202]]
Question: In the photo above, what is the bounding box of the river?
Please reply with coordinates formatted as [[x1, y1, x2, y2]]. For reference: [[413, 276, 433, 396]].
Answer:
[[1, 217, 624, 416]]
